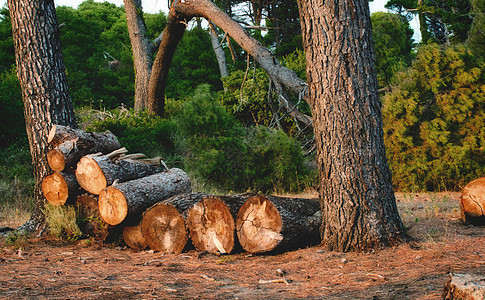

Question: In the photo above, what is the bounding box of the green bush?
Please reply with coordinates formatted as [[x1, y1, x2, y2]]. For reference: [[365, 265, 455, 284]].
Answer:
[[382, 44, 485, 191]]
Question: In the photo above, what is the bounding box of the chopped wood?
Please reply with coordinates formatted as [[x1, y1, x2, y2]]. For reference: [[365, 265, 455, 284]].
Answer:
[[75, 151, 164, 195], [98, 168, 191, 225], [123, 223, 148, 250], [141, 203, 188, 253], [236, 194, 321, 253], [47, 125, 121, 171], [443, 273, 485, 300], [460, 177, 485, 226], [41, 172, 80, 206]]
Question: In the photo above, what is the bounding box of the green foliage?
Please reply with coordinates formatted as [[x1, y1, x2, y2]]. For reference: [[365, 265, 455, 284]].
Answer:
[[281, 49, 307, 81], [42, 204, 82, 241], [382, 44, 485, 191], [466, 0, 485, 59], [371, 12, 415, 87], [84, 107, 179, 161], [0, 7, 14, 73], [0, 67, 25, 147]]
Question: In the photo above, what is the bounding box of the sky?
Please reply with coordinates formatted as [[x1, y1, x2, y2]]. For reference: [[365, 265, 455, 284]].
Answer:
[[0, 0, 421, 41]]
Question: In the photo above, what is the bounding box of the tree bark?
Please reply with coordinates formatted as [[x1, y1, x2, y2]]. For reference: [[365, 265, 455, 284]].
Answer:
[[297, 0, 405, 251], [235, 194, 321, 253], [123, 0, 154, 111], [75, 152, 165, 195], [442, 273, 485, 300], [141, 202, 188, 253], [98, 168, 191, 225], [47, 125, 121, 172], [41, 172, 80, 206], [147, 8, 191, 116], [208, 21, 229, 91], [8, 0, 77, 233], [460, 177, 485, 226]]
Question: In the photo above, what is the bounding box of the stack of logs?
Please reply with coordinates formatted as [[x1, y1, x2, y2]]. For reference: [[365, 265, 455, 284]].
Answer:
[[42, 125, 322, 254]]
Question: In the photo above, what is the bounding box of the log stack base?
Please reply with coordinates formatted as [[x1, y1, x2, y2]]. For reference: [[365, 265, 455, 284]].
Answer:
[[460, 177, 485, 226]]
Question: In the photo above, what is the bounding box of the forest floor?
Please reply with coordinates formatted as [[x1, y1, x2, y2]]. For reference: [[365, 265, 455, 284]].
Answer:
[[0, 192, 484, 299]]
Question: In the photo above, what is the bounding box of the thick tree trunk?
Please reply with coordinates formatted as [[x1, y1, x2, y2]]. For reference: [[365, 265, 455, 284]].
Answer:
[[123, 0, 154, 111], [75, 152, 164, 195], [460, 177, 485, 226], [41, 172, 80, 206], [297, 0, 405, 251], [8, 0, 77, 233], [147, 9, 191, 116], [141, 202, 188, 253], [47, 125, 121, 172], [236, 194, 321, 253], [98, 168, 191, 225]]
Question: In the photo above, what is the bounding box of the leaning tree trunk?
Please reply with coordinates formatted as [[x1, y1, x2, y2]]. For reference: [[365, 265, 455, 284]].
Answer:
[[208, 21, 229, 91], [123, 0, 153, 111], [8, 0, 77, 233], [98, 168, 191, 225], [47, 125, 121, 172], [297, 0, 405, 251], [236, 194, 321, 253]]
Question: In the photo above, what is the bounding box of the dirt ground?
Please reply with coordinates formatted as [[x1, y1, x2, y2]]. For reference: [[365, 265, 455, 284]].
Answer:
[[1, 192, 484, 299]]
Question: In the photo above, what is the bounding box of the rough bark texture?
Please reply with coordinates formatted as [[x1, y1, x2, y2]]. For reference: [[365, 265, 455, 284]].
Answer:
[[147, 9, 191, 116], [141, 203, 188, 253], [75, 154, 164, 195], [41, 172, 79, 206], [297, 0, 405, 251], [8, 0, 77, 232], [123, 0, 153, 111], [75, 194, 119, 242], [98, 168, 191, 225], [47, 125, 121, 172], [236, 194, 321, 253], [123, 223, 148, 250], [460, 177, 485, 226], [443, 273, 485, 300]]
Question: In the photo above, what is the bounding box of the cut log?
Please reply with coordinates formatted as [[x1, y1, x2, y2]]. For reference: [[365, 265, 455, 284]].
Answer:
[[443, 273, 485, 300], [98, 168, 191, 225], [75, 194, 120, 242], [41, 172, 80, 206], [75, 152, 165, 195], [236, 194, 321, 253], [141, 203, 188, 253], [123, 223, 148, 250], [460, 177, 485, 226], [47, 125, 121, 172]]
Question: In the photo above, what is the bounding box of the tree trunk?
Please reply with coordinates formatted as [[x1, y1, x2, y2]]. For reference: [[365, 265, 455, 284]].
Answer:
[[47, 125, 121, 172], [460, 177, 485, 226], [236, 194, 321, 253], [208, 21, 229, 91], [141, 202, 188, 253], [8, 0, 77, 233], [75, 152, 164, 195], [123, 0, 154, 111], [41, 172, 80, 206], [146, 9, 191, 116], [297, 0, 405, 251], [98, 168, 191, 225]]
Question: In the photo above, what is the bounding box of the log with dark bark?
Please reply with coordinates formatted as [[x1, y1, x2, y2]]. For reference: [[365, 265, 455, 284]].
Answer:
[[75, 151, 165, 195], [460, 177, 485, 226], [98, 168, 191, 225], [236, 194, 321, 253], [141, 202, 188, 253], [47, 124, 121, 172], [75, 194, 120, 242], [41, 172, 80, 206], [123, 222, 148, 250], [443, 273, 485, 300]]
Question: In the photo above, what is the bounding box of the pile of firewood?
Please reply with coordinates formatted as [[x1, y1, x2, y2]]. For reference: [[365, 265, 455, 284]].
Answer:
[[42, 125, 322, 254]]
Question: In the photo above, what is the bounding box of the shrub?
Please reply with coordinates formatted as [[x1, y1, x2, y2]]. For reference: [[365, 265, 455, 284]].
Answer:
[[382, 44, 485, 191], [42, 204, 82, 241]]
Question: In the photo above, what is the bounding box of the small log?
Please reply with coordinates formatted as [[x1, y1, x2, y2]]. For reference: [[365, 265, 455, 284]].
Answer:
[[75, 194, 120, 242], [41, 172, 80, 206], [47, 125, 121, 172], [236, 194, 321, 253], [460, 177, 485, 226], [123, 222, 148, 250], [98, 168, 191, 225], [141, 203, 188, 253], [75, 152, 165, 195], [443, 273, 485, 300]]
